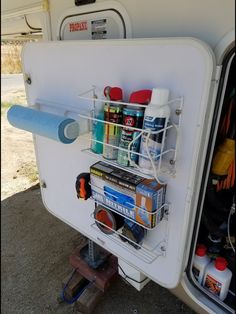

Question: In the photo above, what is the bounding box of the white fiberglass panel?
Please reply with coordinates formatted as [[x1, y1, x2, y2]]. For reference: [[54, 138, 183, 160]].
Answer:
[[22, 38, 215, 288]]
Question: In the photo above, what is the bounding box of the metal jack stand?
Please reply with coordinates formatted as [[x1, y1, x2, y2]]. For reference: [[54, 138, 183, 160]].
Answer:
[[69, 238, 118, 291], [80, 239, 110, 269]]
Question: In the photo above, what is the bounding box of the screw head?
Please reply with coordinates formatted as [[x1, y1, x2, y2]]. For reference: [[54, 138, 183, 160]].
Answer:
[[25, 75, 31, 85], [41, 181, 47, 188]]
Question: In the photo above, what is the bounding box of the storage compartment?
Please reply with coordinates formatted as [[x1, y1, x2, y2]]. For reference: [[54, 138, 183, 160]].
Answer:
[[190, 52, 235, 312], [59, 10, 127, 40]]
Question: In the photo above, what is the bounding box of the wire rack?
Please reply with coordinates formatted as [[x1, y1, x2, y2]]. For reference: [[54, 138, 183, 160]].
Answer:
[[34, 89, 183, 184], [90, 212, 168, 264], [77, 86, 184, 184], [90, 182, 168, 230]]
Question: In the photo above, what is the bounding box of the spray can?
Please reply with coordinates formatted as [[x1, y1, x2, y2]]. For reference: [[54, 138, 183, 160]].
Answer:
[[91, 103, 104, 154], [103, 87, 123, 160], [117, 90, 152, 167], [138, 88, 170, 171], [117, 107, 144, 166]]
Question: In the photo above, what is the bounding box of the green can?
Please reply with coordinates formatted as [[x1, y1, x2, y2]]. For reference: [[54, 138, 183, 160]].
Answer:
[[117, 107, 144, 167], [103, 104, 122, 160]]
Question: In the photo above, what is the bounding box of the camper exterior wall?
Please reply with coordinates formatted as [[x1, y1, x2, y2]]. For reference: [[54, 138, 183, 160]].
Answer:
[[50, 0, 234, 49], [2, 0, 234, 49]]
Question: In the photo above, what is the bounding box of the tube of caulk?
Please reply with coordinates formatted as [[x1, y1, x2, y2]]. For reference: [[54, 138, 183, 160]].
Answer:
[[138, 88, 170, 171]]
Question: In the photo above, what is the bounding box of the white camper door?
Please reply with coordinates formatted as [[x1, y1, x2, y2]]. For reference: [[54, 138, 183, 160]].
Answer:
[[22, 38, 215, 288]]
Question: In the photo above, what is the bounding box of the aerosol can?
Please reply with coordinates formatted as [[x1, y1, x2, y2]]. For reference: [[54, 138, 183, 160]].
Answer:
[[103, 86, 123, 160], [117, 90, 152, 167], [139, 88, 170, 172]]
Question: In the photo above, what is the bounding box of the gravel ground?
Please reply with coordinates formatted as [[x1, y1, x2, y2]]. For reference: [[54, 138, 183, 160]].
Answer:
[[1, 83, 195, 314]]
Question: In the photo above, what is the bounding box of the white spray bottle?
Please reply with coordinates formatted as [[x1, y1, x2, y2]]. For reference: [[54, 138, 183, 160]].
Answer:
[[138, 88, 170, 171]]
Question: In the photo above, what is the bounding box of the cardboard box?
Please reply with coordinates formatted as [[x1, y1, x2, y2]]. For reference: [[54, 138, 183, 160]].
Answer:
[[136, 179, 166, 227], [90, 162, 166, 228]]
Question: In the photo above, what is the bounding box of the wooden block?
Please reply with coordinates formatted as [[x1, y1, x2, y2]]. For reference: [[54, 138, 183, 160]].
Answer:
[[69, 249, 118, 292], [62, 271, 88, 299], [75, 284, 103, 314]]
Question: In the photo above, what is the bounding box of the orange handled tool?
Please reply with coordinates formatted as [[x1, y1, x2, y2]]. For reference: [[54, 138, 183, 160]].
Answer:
[[75, 173, 91, 200]]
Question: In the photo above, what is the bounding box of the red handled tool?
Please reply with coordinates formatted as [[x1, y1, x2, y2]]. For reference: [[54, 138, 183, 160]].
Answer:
[[75, 173, 91, 200]]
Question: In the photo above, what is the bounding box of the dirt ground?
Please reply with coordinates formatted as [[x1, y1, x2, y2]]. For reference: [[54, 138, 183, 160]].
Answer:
[[1, 89, 195, 313]]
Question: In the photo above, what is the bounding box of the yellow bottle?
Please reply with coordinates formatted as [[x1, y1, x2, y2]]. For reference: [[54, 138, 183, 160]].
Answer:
[[212, 138, 235, 176]]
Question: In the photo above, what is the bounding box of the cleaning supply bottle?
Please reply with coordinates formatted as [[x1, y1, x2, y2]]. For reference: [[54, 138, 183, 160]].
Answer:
[[91, 101, 104, 154], [138, 88, 170, 171], [203, 257, 232, 301], [192, 244, 210, 284]]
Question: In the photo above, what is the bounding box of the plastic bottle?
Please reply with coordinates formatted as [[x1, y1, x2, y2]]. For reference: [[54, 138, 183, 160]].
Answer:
[[192, 244, 210, 284], [91, 103, 104, 154], [138, 88, 170, 171], [203, 257, 232, 301]]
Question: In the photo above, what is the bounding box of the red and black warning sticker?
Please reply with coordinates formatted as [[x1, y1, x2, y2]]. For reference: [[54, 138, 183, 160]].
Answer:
[[204, 274, 222, 296]]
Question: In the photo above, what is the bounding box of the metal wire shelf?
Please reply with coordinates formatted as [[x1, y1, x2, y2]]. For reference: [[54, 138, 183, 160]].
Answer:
[[90, 182, 168, 230], [90, 213, 167, 264], [34, 89, 183, 184], [77, 86, 183, 184]]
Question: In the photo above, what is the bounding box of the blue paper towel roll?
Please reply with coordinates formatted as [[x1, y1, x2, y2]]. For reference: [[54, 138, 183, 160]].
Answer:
[[7, 105, 79, 144]]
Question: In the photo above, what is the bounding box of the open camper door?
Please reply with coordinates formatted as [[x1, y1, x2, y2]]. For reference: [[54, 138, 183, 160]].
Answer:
[[21, 37, 217, 288]]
